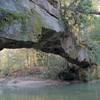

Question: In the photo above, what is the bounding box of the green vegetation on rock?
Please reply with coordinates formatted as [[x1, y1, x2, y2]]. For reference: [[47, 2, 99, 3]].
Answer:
[[31, 9, 42, 35], [0, 8, 28, 28]]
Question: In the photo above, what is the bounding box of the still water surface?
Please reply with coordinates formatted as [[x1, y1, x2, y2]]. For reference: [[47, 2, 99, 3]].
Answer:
[[0, 81, 100, 100]]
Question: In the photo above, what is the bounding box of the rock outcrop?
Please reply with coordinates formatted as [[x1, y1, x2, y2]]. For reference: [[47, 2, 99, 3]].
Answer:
[[0, 0, 93, 68]]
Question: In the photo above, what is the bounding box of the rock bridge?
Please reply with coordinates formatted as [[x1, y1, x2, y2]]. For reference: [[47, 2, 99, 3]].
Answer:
[[0, 0, 93, 68]]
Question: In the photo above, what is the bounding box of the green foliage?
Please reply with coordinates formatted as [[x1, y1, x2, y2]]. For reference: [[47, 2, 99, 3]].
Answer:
[[59, 0, 100, 80], [90, 17, 100, 64], [78, 0, 92, 12], [60, 0, 94, 38]]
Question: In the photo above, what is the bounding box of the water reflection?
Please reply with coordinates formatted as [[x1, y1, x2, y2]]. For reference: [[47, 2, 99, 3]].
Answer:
[[0, 81, 100, 100]]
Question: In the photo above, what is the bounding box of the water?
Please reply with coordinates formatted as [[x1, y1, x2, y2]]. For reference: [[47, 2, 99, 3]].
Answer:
[[0, 81, 100, 100]]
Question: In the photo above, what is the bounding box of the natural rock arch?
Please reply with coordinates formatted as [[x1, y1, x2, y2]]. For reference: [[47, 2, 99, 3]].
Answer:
[[0, 0, 93, 68]]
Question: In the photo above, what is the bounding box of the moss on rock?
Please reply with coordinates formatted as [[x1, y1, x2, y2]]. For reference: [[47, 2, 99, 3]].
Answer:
[[31, 9, 42, 34], [0, 8, 28, 28]]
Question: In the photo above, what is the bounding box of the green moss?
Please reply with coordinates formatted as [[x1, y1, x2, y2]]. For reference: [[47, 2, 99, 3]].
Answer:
[[0, 8, 43, 41], [0, 8, 28, 28], [31, 9, 42, 34]]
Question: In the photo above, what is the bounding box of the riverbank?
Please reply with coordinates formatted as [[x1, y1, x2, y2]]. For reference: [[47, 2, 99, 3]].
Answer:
[[0, 76, 99, 89], [0, 77, 81, 88]]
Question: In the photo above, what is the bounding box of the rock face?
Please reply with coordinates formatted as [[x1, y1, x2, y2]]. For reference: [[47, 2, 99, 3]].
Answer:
[[0, 0, 64, 42], [0, 0, 93, 68]]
